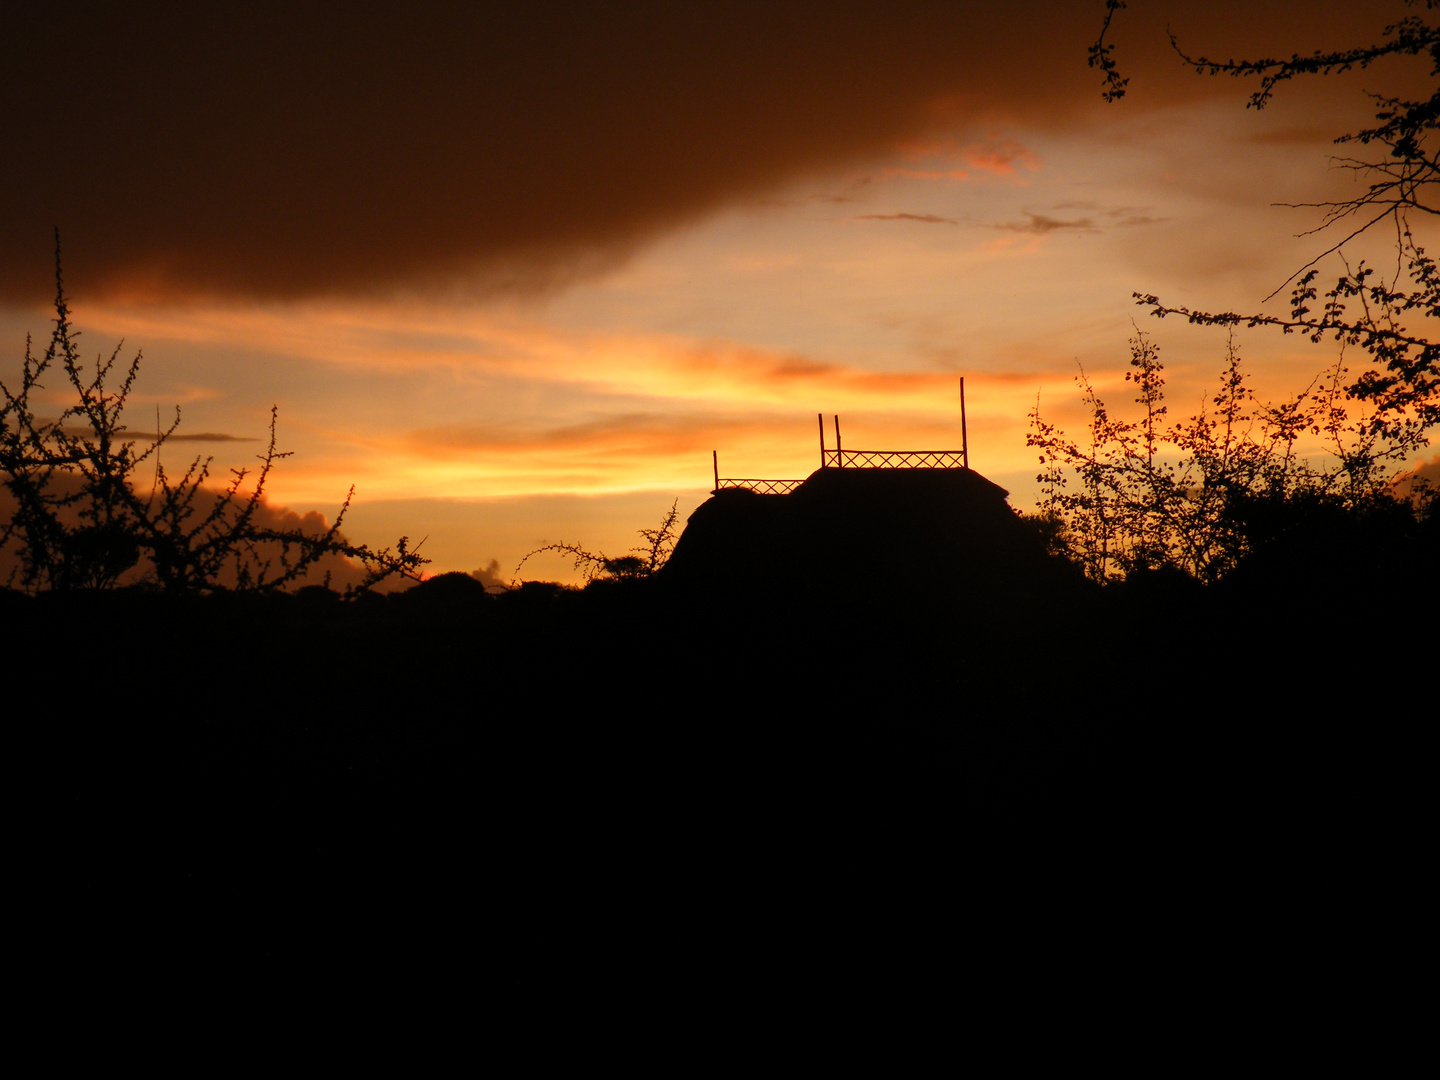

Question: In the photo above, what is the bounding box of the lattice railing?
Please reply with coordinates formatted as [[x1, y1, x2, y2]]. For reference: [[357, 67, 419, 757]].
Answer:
[[711, 423, 968, 496], [822, 449, 966, 469], [714, 477, 805, 495]]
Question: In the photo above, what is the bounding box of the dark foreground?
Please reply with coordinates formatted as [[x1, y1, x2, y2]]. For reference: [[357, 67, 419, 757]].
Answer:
[[8, 549, 1431, 1003]]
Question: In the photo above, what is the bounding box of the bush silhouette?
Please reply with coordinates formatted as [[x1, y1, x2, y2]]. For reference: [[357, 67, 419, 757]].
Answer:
[[1027, 328, 1433, 582], [0, 238, 426, 594], [512, 499, 680, 586]]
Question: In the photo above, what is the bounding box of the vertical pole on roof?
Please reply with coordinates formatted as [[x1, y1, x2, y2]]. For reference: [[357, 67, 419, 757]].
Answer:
[[818, 412, 825, 467], [960, 376, 969, 470], [713, 450, 719, 493], [834, 415, 842, 467]]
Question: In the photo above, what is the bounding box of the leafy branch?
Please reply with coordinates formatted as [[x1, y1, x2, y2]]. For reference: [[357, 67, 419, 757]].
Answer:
[[1088, 0, 1130, 103], [1092, 2, 1440, 452]]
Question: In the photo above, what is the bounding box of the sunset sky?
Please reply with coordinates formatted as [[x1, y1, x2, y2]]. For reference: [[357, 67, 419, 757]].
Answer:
[[3, 1, 1435, 583]]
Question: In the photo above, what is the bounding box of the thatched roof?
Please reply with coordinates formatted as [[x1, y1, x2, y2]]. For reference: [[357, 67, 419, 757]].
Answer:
[[661, 467, 1062, 605]]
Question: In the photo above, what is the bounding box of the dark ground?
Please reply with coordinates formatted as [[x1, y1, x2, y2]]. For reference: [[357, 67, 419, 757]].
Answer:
[[7, 476, 1433, 1001], [8, 559, 1430, 992]]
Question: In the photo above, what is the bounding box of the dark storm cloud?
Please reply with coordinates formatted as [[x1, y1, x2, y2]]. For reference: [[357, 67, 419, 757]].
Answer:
[[0, 1, 1408, 302]]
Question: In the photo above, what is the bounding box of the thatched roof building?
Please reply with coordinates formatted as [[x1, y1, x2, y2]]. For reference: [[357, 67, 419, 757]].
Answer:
[[662, 466, 1067, 608]]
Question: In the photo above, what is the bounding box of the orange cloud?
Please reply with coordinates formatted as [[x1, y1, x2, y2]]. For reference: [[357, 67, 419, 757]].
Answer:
[[261, 365, 1055, 504], [887, 137, 1042, 182], [63, 287, 1074, 508]]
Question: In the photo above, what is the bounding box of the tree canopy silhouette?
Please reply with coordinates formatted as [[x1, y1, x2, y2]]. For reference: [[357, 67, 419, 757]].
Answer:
[[1027, 4, 1440, 584], [1092, 0, 1440, 454], [1027, 327, 1430, 582]]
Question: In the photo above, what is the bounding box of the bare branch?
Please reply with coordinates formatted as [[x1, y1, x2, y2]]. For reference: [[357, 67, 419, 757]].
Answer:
[[2, 242, 429, 594]]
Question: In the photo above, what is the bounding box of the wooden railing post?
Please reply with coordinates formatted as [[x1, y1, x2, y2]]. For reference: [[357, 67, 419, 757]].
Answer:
[[713, 450, 719, 492], [818, 412, 825, 467], [960, 376, 969, 470], [834, 415, 842, 467]]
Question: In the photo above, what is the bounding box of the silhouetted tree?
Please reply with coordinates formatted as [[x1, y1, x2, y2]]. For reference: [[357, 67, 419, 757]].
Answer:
[[1092, 0, 1439, 456], [1028, 328, 1425, 582], [0, 239, 426, 593]]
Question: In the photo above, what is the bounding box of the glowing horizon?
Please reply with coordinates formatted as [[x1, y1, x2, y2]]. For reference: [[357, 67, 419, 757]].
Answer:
[[4, 4, 1435, 585]]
